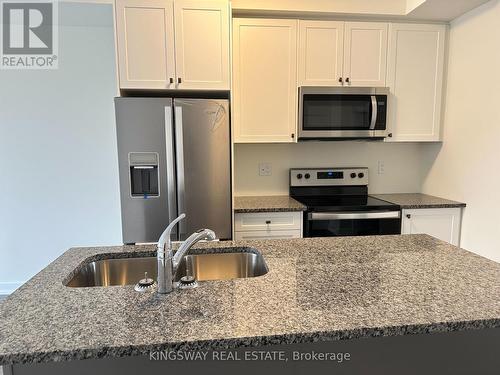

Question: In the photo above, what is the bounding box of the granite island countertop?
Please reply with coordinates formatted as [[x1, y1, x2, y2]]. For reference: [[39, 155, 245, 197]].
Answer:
[[234, 195, 306, 213], [371, 193, 466, 209], [1, 235, 499, 365]]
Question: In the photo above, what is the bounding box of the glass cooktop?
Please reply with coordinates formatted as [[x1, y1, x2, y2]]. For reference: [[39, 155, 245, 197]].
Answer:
[[292, 195, 400, 212]]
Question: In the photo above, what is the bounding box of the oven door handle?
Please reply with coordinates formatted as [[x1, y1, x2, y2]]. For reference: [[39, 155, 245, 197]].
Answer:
[[308, 211, 401, 221], [369, 95, 378, 130]]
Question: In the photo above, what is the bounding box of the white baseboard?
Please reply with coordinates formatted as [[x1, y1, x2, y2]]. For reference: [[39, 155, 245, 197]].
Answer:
[[0, 282, 24, 295]]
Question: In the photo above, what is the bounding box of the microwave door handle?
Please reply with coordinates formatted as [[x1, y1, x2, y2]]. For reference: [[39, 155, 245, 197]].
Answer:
[[369, 95, 378, 130]]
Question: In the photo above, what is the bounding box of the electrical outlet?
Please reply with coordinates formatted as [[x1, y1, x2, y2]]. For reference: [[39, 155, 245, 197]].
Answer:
[[258, 162, 272, 176], [378, 161, 385, 175]]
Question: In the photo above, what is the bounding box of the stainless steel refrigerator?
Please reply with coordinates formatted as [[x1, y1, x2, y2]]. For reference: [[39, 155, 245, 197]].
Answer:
[[115, 97, 231, 244]]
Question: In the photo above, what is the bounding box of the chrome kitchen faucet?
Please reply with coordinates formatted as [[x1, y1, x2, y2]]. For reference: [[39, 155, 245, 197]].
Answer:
[[156, 214, 216, 294]]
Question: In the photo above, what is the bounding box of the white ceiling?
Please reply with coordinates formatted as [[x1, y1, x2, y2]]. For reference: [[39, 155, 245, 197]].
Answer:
[[406, 0, 491, 21], [231, 0, 492, 22]]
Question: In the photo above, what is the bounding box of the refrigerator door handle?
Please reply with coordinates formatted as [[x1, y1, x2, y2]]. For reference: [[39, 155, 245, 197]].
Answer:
[[174, 105, 187, 238], [165, 106, 177, 228]]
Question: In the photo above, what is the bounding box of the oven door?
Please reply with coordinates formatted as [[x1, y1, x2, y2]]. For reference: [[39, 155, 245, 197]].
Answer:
[[298, 87, 388, 139], [304, 210, 401, 237]]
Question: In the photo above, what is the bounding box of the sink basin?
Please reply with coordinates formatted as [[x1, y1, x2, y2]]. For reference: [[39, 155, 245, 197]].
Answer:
[[65, 251, 268, 288]]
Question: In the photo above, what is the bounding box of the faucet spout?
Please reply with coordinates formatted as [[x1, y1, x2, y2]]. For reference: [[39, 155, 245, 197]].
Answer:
[[157, 213, 186, 254], [157, 213, 186, 294], [172, 229, 216, 273], [156, 214, 216, 295]]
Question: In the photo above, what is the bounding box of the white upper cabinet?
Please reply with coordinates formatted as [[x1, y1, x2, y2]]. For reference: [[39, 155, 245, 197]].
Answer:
[[343, 22, 388, 87], [298, 21, 388, 87], [298, 20, 344, 86], [115, 0, 176, 89], [174, 0, 230, 90], [115, 0, 230, 90], [232, 18, 298, 143], [386, 23, 446, 142]]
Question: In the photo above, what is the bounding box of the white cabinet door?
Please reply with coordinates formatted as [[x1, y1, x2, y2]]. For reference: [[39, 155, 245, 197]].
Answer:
[[386, 23, 446, 142], [298, 20, 344, 86], [402, 208, 462, 246], [174, 0, 230, 90], [343, 22, 388, 87], [233, 18, 298, 143], [115, 0, 176, 89]]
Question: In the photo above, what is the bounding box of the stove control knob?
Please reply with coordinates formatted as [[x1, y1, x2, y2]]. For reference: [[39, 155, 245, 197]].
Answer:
[[297, 174, 303, 179], [358, 172, 365, 178], [350, 173, 357, 178], [304, 173, 311, 179]]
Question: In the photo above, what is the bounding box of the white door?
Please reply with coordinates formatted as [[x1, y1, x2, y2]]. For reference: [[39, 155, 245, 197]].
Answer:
[[233, 18, 298, 143], [343, 22, 388, 87], [402, 208, 462, 246], [115, 0, 175, 89], [174, 0, 230, 90], [298, 20, 344, 86], [386, 23, 446, 142]]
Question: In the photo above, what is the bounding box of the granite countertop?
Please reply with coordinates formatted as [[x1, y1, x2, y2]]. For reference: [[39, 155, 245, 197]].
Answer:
[[234, 195, 306, 213], [371, 193, 466, 209], [1, 235, 499, 366]]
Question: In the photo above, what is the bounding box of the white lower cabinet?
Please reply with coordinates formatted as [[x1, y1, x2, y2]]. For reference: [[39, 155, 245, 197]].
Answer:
[[234, 212, 303, 240], [402, 208, 462, 246]]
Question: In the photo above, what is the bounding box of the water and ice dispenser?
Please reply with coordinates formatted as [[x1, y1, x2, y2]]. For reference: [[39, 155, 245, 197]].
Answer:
[[128, 152, 159, 198]]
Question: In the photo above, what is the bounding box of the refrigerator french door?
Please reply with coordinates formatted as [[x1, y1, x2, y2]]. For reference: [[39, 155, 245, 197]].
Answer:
[[115, 97, 231, 244]]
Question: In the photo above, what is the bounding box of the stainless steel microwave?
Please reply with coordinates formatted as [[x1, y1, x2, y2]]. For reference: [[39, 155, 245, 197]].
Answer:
[[298, 87, 389, 140]]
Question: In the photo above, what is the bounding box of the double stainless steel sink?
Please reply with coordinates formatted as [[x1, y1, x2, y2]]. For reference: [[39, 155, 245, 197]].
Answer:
[[66, 251, 268, 288]]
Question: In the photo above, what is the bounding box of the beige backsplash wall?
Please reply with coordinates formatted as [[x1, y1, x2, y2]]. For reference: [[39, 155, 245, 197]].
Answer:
[[234, 142, 424, 196]]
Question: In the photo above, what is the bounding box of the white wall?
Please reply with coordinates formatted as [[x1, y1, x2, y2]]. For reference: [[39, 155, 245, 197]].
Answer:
[[421, 0, 500, 262], [0, 3, 121, 294], [234, 142, 424, 196]]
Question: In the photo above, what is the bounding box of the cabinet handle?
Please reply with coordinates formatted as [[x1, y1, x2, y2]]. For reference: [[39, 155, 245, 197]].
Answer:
[[406, 214, 411, 219], [169, 78, 174, 84], [178, 77, 182, 84], [265, 220, 271, 224], [388, 133, 393, 138], [346, 77, 350, 84], [338, 77, 343, 84], [291, 133, 295, 139]]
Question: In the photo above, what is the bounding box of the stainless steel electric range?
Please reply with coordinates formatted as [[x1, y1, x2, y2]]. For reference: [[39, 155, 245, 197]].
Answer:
[[290, 168, 401, 238]]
